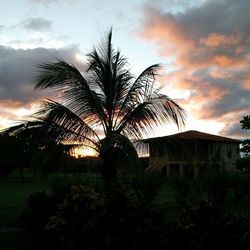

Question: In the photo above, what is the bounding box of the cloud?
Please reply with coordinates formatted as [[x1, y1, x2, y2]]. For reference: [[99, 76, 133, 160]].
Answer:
[[0, 45, 83, 102], [199, 33, 240, 47], [23, 18, 52, 32], [139, 0, 250, 138], [29, 0, 57, 4], [220, 116, 250, 138], [0, 45, 86, 127]]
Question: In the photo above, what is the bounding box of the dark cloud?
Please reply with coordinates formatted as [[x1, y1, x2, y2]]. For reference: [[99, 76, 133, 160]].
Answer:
[[0, 44, 88, 128], [187, 69, 250, 117], [0, 45, 83, 103], [23, 18, 52, 32], [139, 0, 250, 138], [220, 121, 250, 139], [141, 0, 250, 68]]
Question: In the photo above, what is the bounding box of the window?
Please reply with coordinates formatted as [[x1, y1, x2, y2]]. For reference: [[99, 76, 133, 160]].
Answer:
[[150, 146, 157, 157], [158, 146, 164, 157], [214, 144, 221, 159], [227, 146, 232, 158], [236, 147, 239, 154]]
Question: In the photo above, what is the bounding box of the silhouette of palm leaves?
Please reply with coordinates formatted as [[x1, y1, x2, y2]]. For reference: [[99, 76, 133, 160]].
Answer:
[[2, 29, 186, 177]]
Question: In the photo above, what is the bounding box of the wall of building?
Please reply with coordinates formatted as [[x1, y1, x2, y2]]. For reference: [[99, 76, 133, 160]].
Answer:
[[147, 140, 240, 177], [218, 143, 240, 171]]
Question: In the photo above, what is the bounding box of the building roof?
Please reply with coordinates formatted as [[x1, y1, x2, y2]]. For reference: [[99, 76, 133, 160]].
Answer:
[[144, 130, 241, 143]]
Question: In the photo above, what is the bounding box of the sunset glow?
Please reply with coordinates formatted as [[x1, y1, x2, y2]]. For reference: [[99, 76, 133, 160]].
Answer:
[[71, 147, 98, 158]]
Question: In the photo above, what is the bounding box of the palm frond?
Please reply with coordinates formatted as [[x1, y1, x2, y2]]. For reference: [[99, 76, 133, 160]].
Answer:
[[116, 64, 162, 122], [35, 60, 81, 90], [86, 30, 136, 133], [118, 102, 159, 139], [1, 120, 60, 147], [118, 95, 186, 139], [35, 60, 108, 130], [34, 100, 100, 149]]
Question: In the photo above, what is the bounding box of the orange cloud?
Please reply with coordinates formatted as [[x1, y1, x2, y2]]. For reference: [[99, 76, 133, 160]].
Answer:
[[212, 54, 244, 67], [138, 1, 250, 138], [242, 77, 250, 90], [210, 68, 232, 79], [199, 33, 240, 47], [0, 100, 39, 131], [139, 7, 194, 59]]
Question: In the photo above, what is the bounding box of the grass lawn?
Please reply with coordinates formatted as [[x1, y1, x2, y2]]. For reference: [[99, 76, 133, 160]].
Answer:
[[0, 171, 103, 227], [155, 182, 181, 222], [0, 171, 104, 249], [0, 172, 49, 227], [0, 172, 48, 249]]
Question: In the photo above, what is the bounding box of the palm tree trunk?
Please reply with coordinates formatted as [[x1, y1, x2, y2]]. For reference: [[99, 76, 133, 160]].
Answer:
[[100, 147, 117, 194]]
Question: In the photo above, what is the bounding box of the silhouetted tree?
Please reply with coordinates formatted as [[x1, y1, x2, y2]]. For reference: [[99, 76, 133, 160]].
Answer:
[[0, 132, 28, 180], [2, 30, 186, 187], [1, 122, 73, 178], [240, 115, 250, 156], [237, 115, 250, 172]]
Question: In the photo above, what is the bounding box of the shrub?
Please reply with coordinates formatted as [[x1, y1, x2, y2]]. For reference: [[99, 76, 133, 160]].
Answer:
[[128, 172, 165, 205], [171, 172, 250, 207], [22, 176, 170, 250], [171, 201, 250, 250], [22, 191, 60, 249], [45, 183, 169, 250], [23, 174, 250, 250]]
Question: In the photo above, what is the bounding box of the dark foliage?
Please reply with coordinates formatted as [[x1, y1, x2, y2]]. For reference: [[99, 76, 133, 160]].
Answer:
[[64, 157, 102, 173], [130, 172, 165, 205], [240, 115, 250, 157], [236, 157, 250, 173], [22, 191, 61, 249], [0, 134, 28, 178], [172, 172, 250, 206], [0, 125, 73, 179], [22, 175, 250, 250], [240, 116, 250, 130], [23, 181, 169, 250], [171, 201, 250, 250]]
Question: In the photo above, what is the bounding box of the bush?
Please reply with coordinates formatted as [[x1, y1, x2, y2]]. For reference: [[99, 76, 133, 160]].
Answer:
[[23, 178, 169, 250], [45, 183, 169, 250], [171, 201, 250, 250], [23, 174, 250, 250], [236, 157, 250, 173], [64, 157, 102, 174], [127, 172, 165, 205], [170, 177, 206, 206], [22, 191, 60, 249], [171, 172, 250, 207]]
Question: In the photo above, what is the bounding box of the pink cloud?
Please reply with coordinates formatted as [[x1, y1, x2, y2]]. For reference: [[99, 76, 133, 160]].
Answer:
[[138, 1, 250, 137], [199, 33, 240, 47]]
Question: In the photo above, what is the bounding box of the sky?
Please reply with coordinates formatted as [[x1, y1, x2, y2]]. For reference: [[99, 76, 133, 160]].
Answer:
[[1, 0, 250, 140]]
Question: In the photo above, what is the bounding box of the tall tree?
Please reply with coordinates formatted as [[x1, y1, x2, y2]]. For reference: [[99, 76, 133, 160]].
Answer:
[[3, 30, 186, 185], [240, 115, 250, 156], [0, 122, 73, 178]]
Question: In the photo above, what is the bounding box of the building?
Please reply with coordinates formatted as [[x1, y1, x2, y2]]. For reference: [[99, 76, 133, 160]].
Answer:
[[144, 130, 241, 177]]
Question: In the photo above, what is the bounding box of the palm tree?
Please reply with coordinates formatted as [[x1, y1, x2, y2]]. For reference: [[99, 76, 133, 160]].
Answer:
[[4, 30, 186, 186]]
